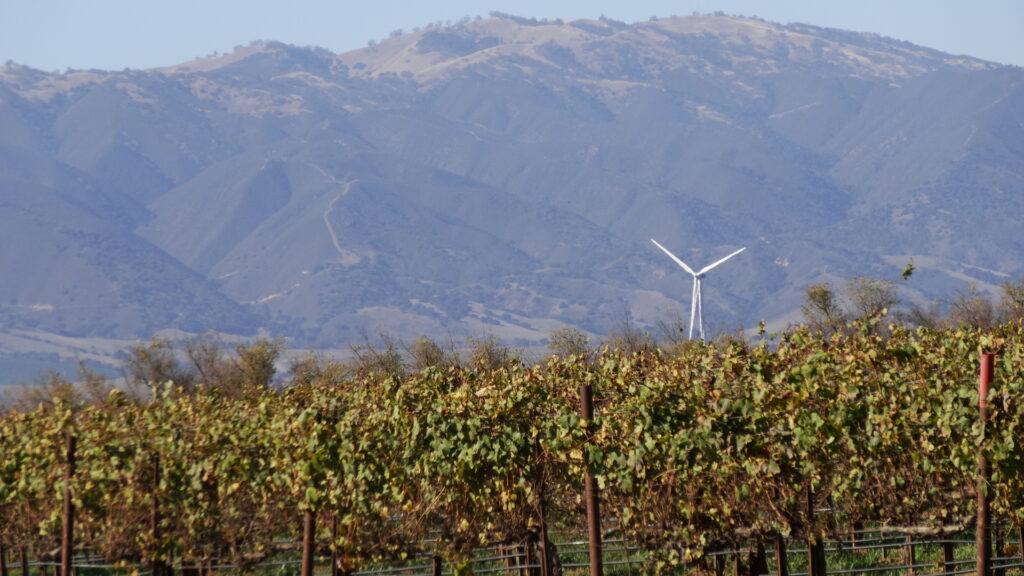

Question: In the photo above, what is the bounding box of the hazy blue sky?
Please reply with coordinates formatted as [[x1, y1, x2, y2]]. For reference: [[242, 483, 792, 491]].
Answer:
[[2, 0, 1022, 71]]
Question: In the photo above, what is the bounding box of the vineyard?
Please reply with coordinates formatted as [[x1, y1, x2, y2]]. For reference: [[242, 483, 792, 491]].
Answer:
[[3, 320, 1024, 576]]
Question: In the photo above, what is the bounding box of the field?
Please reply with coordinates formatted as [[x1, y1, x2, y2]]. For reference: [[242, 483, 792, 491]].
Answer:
[[3, 319, 1024, 575]]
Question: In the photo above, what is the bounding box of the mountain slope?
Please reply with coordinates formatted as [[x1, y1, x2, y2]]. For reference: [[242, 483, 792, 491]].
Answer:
[[0, 14, 1021, 351], [0, 146, 261, 337]]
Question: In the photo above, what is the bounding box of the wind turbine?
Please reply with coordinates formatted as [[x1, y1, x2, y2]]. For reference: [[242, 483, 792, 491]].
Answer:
[[651, 239, 746, 342]]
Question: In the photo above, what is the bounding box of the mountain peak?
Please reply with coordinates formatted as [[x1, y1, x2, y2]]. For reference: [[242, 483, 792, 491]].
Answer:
[[337, 14, 994, 84], [158, 41, 339, 77]]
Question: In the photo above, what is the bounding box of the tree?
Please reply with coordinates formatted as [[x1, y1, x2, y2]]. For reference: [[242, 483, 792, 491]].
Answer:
[[183, 336, 282, 396], [602, 315, 655, 354], [1000, 278, 1024, 322], [846, 276, 898, 318], [408, 335, 458, 371], [801, 283, 845, 333], [185, 335, 230, 388], [547, 326, 590, 360], [123, 338, 195, 393], [949, 285, 997, 330], [14, 371, 81, 412], [801, 277, 902, 335], [467, 335, 518, 371], [653, 312, 690, 355], [349, 333, 406, 380], [232, 338, 283, 389], [901, 300, 945, 329]]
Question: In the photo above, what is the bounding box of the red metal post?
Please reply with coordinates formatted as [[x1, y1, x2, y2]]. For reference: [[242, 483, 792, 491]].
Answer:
[[977, 353, 994, 576]]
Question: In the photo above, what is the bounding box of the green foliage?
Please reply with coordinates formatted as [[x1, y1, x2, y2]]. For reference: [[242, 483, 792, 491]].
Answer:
[[901, 260, 916, 281], [5, 322, 1024, 572]]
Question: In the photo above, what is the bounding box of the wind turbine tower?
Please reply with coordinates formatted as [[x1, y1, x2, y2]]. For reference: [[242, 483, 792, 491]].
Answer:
[[651, 239, 746, 342]]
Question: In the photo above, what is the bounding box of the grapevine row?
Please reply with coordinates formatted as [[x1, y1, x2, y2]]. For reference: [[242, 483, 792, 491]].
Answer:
[[2, 321, 1024, 573]]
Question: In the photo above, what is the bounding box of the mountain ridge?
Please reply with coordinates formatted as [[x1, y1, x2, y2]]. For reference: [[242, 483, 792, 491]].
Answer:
[[0, 14, 1022, 364]]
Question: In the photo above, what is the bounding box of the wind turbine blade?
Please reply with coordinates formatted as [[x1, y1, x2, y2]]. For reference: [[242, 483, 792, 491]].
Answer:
[[651, 239, 697, 276], [697, 247, 747, 275]]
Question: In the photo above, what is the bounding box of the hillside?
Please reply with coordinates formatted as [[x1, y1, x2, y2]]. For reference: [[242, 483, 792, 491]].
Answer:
[[1, 13, 1022, 367]]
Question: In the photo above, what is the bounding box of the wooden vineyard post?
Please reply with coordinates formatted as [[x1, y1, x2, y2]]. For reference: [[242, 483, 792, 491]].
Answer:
[[431, 556, 442, 576], [181, 560, 199, 576], [523, 538, 536, 576], [20, 547, 28, 576], [774, 534, 789, 576], [995, 530, 1005, 576], [1, 541, 8, 576], [851, 522, 864, 550], [977, 353, 994, 576], [537, 496, 553, 576], [533, 440, 553, 576], [504, 543, 516, 576], [754, 540, 768, 576], [302, 509, 316, 576], [150, 455, 170, 576], [61, 433, 76, 576], [1019, 526, 1024, 576], [904, 536, 916, 575], [943, 539, 956, 575], [805, 485, 826, 576], [580, 383, 603, 576], [331, 516, 339, 576]]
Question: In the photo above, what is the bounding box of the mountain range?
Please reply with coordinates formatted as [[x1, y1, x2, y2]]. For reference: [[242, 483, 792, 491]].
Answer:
[[1, 13, 1022, 375]]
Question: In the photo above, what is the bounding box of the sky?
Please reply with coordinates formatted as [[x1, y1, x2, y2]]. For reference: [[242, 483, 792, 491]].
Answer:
[[1, 1, 1022, 72]]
